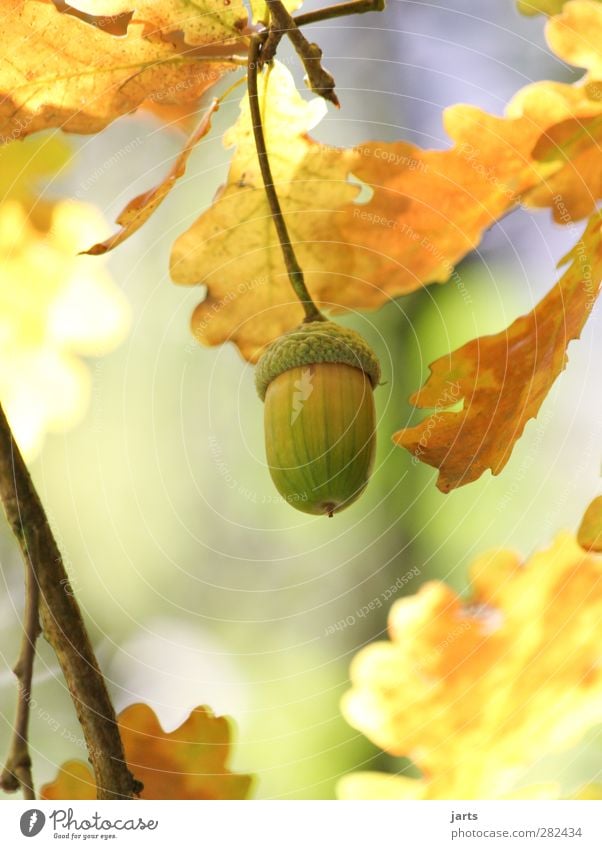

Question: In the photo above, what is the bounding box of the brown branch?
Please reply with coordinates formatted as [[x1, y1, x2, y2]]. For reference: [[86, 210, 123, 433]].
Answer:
[[0, 550, 40, 799], [0, 403, 140, 800], [294, 0, 386, 28], [266, 1, 339, 106]]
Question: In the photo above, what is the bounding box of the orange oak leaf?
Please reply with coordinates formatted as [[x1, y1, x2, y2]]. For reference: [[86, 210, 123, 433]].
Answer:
[[170, 3, 602, 362], [394, 213, 602, 491], [340, 533, 602, 799], [578, 496, 602, 552], [85, 100, 219, 255], [41, 704, 253, 800], [0, 0, 238, 140], [341, 83, 602, 294], [546, 0, 602, 76]]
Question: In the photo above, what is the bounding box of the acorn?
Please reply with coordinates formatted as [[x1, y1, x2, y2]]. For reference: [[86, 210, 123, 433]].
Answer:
[[255, 321, 380, 516]]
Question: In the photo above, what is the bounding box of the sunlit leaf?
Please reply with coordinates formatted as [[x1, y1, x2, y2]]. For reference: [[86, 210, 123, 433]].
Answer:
[[85, 100, 219, 255], [546, 0, 602, 75], [0, 138, 129, 458], [41, 704, 253, 800], [0, 0, 238, 140], [171, 1, 602, 362], [170, 60, 365, 362], [394, 213, 602, 491], [341, 533, 602, 799], [578, 495, 602, 552], [516, 0, 573, 15], [40, 760, 97, 800]]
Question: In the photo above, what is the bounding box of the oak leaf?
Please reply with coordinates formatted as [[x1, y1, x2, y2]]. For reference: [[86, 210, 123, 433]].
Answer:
[[41, 704, 253, 800], [170, 60, 366, 362], [85, 100, 219, 255], [546, 0, 602, 75], [517, 0, 572, 14], [0, 0, 238, 140], [340, 533, 602, 799], [0, 137, 129, 458], [170, 2, 602, 362], [394, 213, 602, 491]]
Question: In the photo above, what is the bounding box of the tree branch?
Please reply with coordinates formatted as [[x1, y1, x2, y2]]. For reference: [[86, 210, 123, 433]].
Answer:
[[266, 1, 339, 106], [0, 548, 40, 799], [0, 403, 140, 800], [294, 0, 386, 28]]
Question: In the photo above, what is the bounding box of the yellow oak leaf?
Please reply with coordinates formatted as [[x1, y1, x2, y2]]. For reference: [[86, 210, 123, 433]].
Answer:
[[41, 704, 253, 800], [170, 60, 367, 362], [546, 0, 602, 76], [394, 213, 602, 491], [0, 0, 237, 140], [341, 533, 602, 799], [517, 0, 573, 14], [170, 2, 602, 362], [0, 138, 129, 458], [85, 100, 219, 255], [578, 496, 602, 552]]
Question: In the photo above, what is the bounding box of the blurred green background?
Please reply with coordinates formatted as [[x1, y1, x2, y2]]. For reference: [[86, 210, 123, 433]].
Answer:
[[1, 0, 601, 799]]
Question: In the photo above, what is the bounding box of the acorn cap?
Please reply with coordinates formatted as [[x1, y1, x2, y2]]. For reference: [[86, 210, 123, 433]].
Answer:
[[255, 321, 381, 401]]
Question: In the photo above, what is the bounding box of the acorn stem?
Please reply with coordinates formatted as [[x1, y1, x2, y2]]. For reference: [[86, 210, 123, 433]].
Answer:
[[247, 34, 325, 324]]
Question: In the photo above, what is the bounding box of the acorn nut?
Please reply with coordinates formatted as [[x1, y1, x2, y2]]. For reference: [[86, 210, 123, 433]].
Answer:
[[255, 321, 380, 516]]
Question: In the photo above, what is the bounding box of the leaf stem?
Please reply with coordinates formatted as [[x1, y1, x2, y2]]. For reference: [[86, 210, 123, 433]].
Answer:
[[247, 34, 324, 323], [0, 403, 140, 800], [0, 549, 40, 799]]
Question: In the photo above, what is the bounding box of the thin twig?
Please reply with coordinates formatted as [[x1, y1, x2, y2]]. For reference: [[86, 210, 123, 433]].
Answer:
[[0, 403, 140, 800], [266, 1, 339, 106], [0, 551, 40, 799], [248, 34, 325, 323], [295, 0, 386, 28]]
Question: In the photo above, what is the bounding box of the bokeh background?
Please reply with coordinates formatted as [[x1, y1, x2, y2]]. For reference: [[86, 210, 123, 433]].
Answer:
[[1, 0, 601, 799]]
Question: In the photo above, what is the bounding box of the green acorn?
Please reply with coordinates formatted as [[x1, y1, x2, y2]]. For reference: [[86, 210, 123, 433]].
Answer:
[[255, 321, 380, 516]]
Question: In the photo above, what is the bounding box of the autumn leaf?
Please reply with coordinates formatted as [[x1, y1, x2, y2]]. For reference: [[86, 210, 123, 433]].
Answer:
[[516, 0, 573, 14], [170, 2, 602, 362], [170, 60, 366, 362], [0, 0, 239, 140], [41, 704, 253, 800], [340, 533, 602, 799], [0, 137, 129, 458], [85, 100, 220, 255], [394, 213, 602, 491], [578, 496, 602, 552], [546, 0, 602, 75]]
